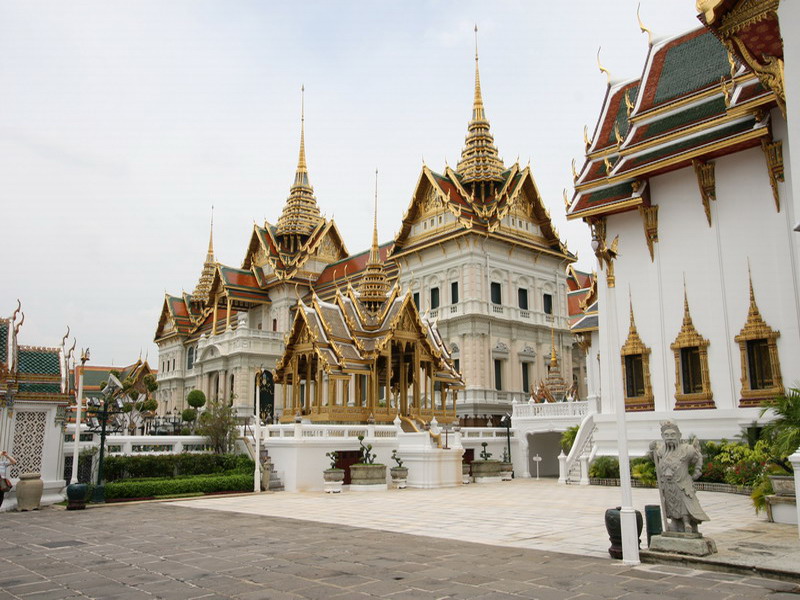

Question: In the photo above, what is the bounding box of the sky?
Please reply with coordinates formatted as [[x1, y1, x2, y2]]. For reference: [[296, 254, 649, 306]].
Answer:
[[0, 1, 700, 366]]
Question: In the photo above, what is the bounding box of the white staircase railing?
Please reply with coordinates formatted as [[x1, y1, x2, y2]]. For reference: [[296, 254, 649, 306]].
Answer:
[[559, 412, 596, 485]]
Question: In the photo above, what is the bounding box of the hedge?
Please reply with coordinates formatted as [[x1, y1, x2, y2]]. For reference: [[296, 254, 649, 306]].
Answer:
[[104, 474, 253, 499], [103, 454, 253, 482]]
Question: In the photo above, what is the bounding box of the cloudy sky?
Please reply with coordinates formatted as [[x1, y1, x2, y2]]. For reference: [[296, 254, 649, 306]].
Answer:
[[0, 1, 699, 365]]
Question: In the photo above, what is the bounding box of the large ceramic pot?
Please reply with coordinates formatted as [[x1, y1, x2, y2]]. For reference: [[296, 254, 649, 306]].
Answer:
[[604, 507, 643, 559], [499, 462, 513, 481], [768, 475, 796, 497], [349, 464, 387, 490], [323, 469, 344, 494], [16, 473, 44, 511], [66, 483, 90, 510], [390, 466, 408, 489]]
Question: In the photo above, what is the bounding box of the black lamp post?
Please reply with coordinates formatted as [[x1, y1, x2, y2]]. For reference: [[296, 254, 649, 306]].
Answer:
[[87, 375, 124, 503], [500, 413, 512, 470]]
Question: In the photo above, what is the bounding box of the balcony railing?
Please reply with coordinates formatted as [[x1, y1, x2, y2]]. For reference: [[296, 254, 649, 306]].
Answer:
[[512, 400, 589, 419]]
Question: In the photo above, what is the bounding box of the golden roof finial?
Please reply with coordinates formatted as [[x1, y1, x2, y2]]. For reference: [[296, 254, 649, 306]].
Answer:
[[550, 326, 558, 367], [637, 3, 653, 46], [192, 206, 217, 303], [208, 205, 214, 254], [456, 24, 504, 183], [584, 125, 592, 150], [597, 46, 611, 86], [572, 158, 579, 181], [624, 89, 635, 116], [276, 85, 323, 238], [563, 188, 570, 211], [358, 168, 390, 310]]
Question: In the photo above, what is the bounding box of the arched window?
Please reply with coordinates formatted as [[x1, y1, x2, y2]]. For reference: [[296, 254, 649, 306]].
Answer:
[[187, 347, 195, 370]]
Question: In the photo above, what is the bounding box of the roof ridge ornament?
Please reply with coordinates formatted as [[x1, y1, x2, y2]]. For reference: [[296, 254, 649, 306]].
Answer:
[[596, 47, 611, 87], [637, 3, 653, 46]]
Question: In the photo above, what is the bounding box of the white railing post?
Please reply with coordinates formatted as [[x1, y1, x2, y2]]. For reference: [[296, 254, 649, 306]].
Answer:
[[579, 453, 590, 485], [558, 451, 567, 484]]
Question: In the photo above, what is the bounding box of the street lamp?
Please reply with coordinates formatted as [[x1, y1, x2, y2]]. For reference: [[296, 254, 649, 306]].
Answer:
[[87, 374, 124, 503], [500, 413, 512, 473]]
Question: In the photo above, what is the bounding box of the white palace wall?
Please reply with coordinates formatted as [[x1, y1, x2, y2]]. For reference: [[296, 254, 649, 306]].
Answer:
[[592, 126, 800, 456]]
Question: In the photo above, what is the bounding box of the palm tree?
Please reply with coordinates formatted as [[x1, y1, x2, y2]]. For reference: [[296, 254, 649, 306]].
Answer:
[[760, 387, 800, 472]]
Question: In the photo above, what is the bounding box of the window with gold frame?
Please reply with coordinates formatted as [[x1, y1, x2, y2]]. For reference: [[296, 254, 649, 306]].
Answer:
[[620, 302, 654, 411], [734, 276, 783, 407], [670, 292, 714, 410]]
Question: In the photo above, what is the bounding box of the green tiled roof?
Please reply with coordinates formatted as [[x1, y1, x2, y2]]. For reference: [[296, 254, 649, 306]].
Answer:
[[0, 321, 7, 364], [18, 349, 61, 376], [654, 33, 729, 105], [642, 97, 726, 140], [627, 119, 754, 169], [586, 182, 634, 205], [18, 382, 62, 394]]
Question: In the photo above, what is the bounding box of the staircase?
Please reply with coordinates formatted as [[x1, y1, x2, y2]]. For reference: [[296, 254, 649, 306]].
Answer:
[[239, 431, 284, 492], [562, 413, 597, 485]]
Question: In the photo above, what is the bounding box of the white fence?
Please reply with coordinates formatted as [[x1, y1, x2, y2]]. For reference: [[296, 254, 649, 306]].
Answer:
[[512, 400, 590, 419]]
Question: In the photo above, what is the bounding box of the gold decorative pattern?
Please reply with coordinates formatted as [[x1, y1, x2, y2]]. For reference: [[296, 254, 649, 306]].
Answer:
[[700, 0, 785, 115], [620, 300, 654, 411], [670, 289, 714, 410], [760, 139, 783, 212], [734, 270, 783, 407], [638, 204, 658, 262], [692, 159, 716, 227], [590, 218, 619, 288]]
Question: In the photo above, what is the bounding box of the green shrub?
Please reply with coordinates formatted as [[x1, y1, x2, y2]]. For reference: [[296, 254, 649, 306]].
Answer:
[[630, 456, 657, 487], [102, 453, 253, 482], [105, 473, 252, 499], [561, 425, 579, 454], [186, 390, 207, 409], [700, 459, 726, 483], [589, 456, 619, 479]]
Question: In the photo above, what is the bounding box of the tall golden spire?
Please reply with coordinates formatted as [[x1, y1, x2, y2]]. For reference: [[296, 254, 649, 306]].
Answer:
[[276, 85, 324, 239], [358, 169, 391, 311], [550, 326, 558, 367], [193, 207, 216, 303], [456, 25, 504, 184]]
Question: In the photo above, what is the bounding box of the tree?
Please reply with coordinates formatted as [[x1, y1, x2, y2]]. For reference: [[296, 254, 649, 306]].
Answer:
[[187, 389, 207, 410], [196, 398, 238, 454], [760, 387, 800, 470]]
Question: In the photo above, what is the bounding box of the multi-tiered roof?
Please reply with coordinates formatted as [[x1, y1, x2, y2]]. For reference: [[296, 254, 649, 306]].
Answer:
[[567, 27, 779, 222], [393, 33, 572, 261]]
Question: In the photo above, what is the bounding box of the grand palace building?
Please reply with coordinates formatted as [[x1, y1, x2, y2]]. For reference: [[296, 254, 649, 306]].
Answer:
[[154, 40, 580, 426]]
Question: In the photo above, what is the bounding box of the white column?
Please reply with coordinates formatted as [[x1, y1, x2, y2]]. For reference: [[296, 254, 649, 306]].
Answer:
[[789, 451, 800, 539], [608, 282, 640, 565]]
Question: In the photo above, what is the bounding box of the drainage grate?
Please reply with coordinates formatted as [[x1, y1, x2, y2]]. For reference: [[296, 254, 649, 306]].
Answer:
[[36, 540, 86, 549]]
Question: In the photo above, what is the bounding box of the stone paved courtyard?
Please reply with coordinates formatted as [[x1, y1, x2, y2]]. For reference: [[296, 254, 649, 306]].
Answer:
[[1, 484, 799, 600]]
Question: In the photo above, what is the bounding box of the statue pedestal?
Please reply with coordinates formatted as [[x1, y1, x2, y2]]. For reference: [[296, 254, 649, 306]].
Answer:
[[649, 532, 717, 556]]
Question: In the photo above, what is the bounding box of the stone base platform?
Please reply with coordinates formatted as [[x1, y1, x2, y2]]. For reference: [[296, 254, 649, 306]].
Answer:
[[649, 532, 717, 556]]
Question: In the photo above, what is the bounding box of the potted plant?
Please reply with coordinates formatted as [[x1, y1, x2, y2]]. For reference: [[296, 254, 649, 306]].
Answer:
[[470, 443, 502, 483], [349, 436, 387, 491], [323, 451, 344, 494], [499, 448, 513, 481], [390, 450, 408, 489]]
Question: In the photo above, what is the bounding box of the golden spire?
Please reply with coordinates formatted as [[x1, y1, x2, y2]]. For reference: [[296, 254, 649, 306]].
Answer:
[[276, 85, 324, 239], [550, 326, 558, 367], [192, 207, 216, 303], [357, 169, 391, 311], [456, 25, 504, 184], [746, 263, 762, 321]]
